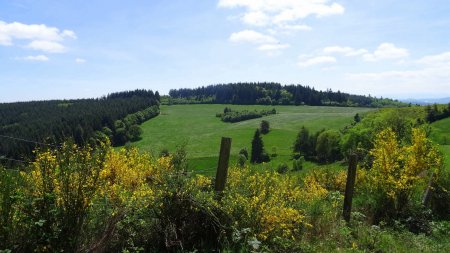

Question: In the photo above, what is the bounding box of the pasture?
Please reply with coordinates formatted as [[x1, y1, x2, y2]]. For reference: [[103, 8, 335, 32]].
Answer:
[[133, 104, 374, 174]]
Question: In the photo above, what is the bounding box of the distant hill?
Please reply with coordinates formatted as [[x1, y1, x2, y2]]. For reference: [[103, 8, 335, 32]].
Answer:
[[401, 97, 450, 105], [168, 82, 405, 107], [0, 90, 160, 160]]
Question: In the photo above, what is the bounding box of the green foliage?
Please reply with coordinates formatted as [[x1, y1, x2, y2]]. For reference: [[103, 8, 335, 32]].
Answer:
[[293, 126, 310, 156], [113, 105, 159, 146], [133, 104, 373, 173], [237, 154, 247, 167], [292, 156, 304, 171], [158, 148, 170, 158], [316, 130, 342, 163], [169, 82, 406, 107], [250, 129, 263, 164], [276, 163, 289, 174], [0, 89, 159, 160], [260, 120, 270, 134], [238, 148, 248, 160], [218, 108, 276, 123], [430, 170, 450, 220]]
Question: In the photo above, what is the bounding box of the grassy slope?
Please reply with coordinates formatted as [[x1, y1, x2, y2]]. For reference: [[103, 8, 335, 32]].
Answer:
[[133, 104, 374, 174], [430, 117, 450, 171]]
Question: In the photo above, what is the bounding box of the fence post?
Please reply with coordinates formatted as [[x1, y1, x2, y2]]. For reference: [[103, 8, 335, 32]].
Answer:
[[343, 154, 358, 223], [215, 137, 232, 194], [422, 172, 435, 206]]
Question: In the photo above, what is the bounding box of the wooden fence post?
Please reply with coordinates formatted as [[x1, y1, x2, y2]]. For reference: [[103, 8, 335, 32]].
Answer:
[[343, 154, 358, 223], [214, 137, 232, 194], [422, 172, 435, 206]]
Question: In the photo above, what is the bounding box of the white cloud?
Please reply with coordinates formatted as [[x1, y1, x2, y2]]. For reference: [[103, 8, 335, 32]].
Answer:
[[219, 0, 343, 54], [362, 43, 409, 61], [218, 0, 345, 22], [26, 40, 66, 53], [322, 43, 409, 61], [16, 55, 49, 61], [298, 55, 336, 67], [242, 11, 270, 26], [346, 51, 450, 97], [75, 58, 86, 64], [229, 30, 277, 44], [258, 43, 290, 51], [416, 51, 450, 66], [62, 30, 77, 39], [0, 20, 75, 53], [323, 46, 367, 56], [278, 24, 312, 31]]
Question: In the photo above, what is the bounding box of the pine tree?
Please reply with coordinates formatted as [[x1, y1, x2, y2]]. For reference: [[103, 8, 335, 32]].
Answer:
[[293, 126, 310, 156], [251, 129, 264, 163]]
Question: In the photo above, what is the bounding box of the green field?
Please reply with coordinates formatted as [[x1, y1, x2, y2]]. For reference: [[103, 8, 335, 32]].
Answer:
[[430, 117, 450, 171], [133, 104, 374, 174]]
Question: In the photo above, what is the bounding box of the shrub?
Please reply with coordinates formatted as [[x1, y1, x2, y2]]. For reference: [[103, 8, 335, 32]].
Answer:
[[277, 163, 289, 174], [260, 120, 270, 134], [238, 148, 249, 160], [292, 156, 305, 171]]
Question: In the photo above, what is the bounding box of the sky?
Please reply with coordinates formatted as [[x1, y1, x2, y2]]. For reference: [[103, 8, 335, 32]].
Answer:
[[1, 0, 450, 102]]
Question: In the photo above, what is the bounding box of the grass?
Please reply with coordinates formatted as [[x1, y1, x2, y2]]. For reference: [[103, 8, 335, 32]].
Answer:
[[133, 104, 375, 174], [430, 117, 450, 145], [430, 117, 450, 171]]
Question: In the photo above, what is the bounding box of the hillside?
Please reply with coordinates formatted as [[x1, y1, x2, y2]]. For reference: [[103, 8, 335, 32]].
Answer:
[[430, 117, 450, 169], [0, 90, 159, 161], [168, 82, 405, 107], [133, 104, 374, 173]]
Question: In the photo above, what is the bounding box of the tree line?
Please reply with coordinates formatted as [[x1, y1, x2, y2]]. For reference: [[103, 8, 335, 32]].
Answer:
[[216, 107, 276, 123], [168, 82, 405, 107], [0, 89, 160, 160], [425, 103, 450, 123]]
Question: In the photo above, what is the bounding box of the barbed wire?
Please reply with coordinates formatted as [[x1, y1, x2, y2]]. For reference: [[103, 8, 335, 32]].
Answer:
[[0, 134, 60, 148]]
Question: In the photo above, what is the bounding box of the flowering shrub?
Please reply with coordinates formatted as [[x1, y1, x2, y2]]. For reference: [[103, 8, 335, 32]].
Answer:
[[357, 128, 443, 225], [0, 129, 446, 252], [223, 166, 306, 242]]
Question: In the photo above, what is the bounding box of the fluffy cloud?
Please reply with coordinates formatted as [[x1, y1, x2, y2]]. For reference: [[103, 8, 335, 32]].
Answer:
[[362, 43, 409, 61], [16, 55, 49, 61], [0, 20, 75, 53], [298, 55, 336, 67], [416, 52, 450, 66], [322, 43, 408, 61], [347, 51, 450, 97], [323, 46, 367, 56], [258, 43, 290, 51], [26, 40, 66, 53], [219, 1, 343, 54], [229, 30, 277, 44], [219, 0, 344, 26], [75, 58, 86, 64]]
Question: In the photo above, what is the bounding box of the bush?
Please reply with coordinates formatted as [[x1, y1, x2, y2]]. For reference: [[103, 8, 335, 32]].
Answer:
[[260, 120, 270, 134], [239, 148, 249, 160], [237, 154, 247, 167], [219, 108, 276, 123], [292, 156, 305, 171], [316, 129, 342, 163], [277, 163, 289, 174]]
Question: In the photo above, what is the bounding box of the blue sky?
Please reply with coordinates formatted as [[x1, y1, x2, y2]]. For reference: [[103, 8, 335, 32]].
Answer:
[[1, 0, 450, 102]]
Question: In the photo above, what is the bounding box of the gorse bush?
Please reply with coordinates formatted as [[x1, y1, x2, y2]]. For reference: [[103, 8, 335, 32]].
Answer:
[[0, 129, 448, 252], [356, 128, 443, 227]]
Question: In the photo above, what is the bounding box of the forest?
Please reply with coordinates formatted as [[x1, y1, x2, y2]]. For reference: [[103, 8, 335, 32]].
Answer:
[[0, 89, 160, 161], [168, 82, 405, 107]]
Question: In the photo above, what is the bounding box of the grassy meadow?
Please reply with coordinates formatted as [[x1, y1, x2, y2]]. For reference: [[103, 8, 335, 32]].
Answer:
[[133, 104, 374, 174], [430, 117, 450, 171]]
